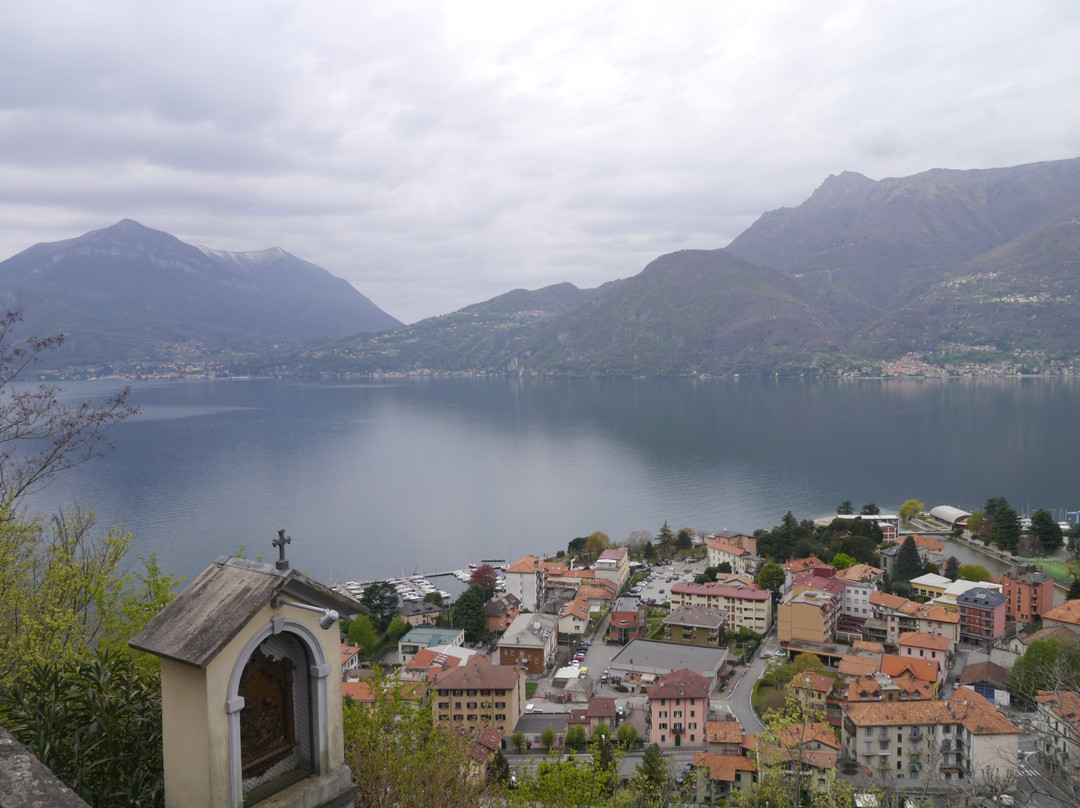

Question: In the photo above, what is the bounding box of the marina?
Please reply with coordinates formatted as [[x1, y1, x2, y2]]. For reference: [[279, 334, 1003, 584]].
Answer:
[[337, 563, 507, 604]]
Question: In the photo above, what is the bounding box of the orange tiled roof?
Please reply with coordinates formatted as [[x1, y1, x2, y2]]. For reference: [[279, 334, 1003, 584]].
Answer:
[[909, 534, 944, 553], [1043, 599, 1080, 626], [405, 647, 464, 670], [837, 564, 883, 582], [1036, 691, 1080, 733], [880, 655, 939, 684], [846, 689, 1018, 735], [506, 555, 542, 574], [897, 631, 952, 651], [838, 655, 882, 677], [783, 556, 824, 573], [705, 720, 744, 745], [852, 640, 884, 654], [902, 602, 960, 624], [694, 752, 757, 782], [870, 590, 911, 611], [792, 671, 835, 694], [646, 668, 711, 700]]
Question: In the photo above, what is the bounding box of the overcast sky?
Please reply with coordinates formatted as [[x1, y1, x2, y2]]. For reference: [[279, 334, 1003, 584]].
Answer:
[[2, 2, 1078, 324]]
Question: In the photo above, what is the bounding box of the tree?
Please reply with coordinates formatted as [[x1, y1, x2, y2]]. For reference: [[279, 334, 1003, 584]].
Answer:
[[343, 668, 502, 808], [990, 505, 1022, 552], [676, 528, 693, 551], [944, 555, 960, 581], [423, 590, 444, 607], [899, 499, 925, 521], [830, 552, 857, 570], [957, 564, 992, 582], [0, 312, 137, 509], [642, 540, 656, 561], [1030, 508, 1065, 553], [1008, 638, 1080, 704], [655, 521, 676, 551], [1069, 522, 1080, 560], [0, 506, 180, 687], [584, 531, 611, 559], [452, 586, 487, 642], [360, 581, 400, 631], [540, 726, 557, 752], [616, 723, 638, 748], [755, 562, 785, 599], [347, 613, 377, 650], [469, 563, 498, 599], [837, 500, 853, 515], [0, 649, 164, 807], [966, 510, 985, 536], [860, 502, 880, 515], [984, 496, 1009, 521], [791, 652, 825, 675], [923, 561, 940, 575], [568, 536, 588, 557], [636, 744, 669, 788], [892, 535, 923, 593], [1068, 578, 1080, 601], [509, 748, 619, 808], [565, 725, 587, 751], [512, 730, 527, 753], [386, 616, 409, 642]]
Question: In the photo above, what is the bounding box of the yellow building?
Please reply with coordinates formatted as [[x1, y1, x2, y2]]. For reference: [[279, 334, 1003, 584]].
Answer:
[[431, 654, 526, 737], [778, 589, 838, 645]]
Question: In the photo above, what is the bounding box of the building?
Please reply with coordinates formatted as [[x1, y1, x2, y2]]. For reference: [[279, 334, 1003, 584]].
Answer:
[[782, 557, 826, 591], [431, 654, 526, 737], [1001, 564, 1055, 624], [646, 668, 711, 746], [938, 579, 1003, 612], [842, 688, 1019, 787], [897, 632, 952, 669], [958, 661, 1011, 704], [778, 588, 839, 645], [608, 596, 649, 645], [791, 670, 835, 714], [705, 531, 762, 576], [398, 626, 467, 665], [843, 673, 934, 703], [397, 599, 443, 627], [504, 556, 545, 611], [557, 598, 590, 637], [663, 605, 727, 647], [497, 613, 558, 674], [928, 505, 971, 530], [484, 592, 521, 634], [908, 573, 952, 601], [1034, 691, 1080, 790], [608, 639, 728, 692], [1041, 600, 1080, 634], [668, 582, 773, 634], [593, 547, 630, 588], [955, 588, 1007, 646]]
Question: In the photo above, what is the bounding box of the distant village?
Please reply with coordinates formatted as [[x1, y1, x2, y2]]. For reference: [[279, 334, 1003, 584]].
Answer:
[[331, 507, 1080, 807]]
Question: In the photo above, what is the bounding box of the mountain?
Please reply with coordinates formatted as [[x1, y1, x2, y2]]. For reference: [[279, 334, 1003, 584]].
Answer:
[[0, 219, 401, 370], [264, 248, 839, 377], [727, 158, 1080, 338]]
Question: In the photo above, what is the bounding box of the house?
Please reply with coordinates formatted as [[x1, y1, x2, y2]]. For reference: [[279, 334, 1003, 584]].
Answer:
[[578, 696, 618, 737], [341, 643, 364, 673], [692, 752, 757, 802], [909, 573, 952, 601], [342, 678, 424, 708], [1034, 691, 1080, 789], [842, 688, 1019, 787], [1041, 599, 1080, 634], [955, 588, 1007, 646], [782, 557, 825, 592], [397, 599, 443, 627], [497, 613, 558, 674], [646, 668, 711, 746], [879, 654, 941, 690], [938, 579, 1003, 612], [484, 592, 521, 634], [608, 596, 649, 645], [543, 562, 595, 592], [400, 646, 467, 680], [575, 580, 618, 610], [398, 626, 467, 665], [749, 722, 842, 795], [897, 631, 952, 670], [557, 598, 590, 637], [1002, 564, 1055, 624], [791, 670, 835, 714], [504, 555, 545, 611], [431, 654, 526, 737], [837, 564, 884, 585], [1008, 623, 1080, 655], [704, 719, 747, 755], [668, 582, 773, 634], [663, 605, 727, 647]]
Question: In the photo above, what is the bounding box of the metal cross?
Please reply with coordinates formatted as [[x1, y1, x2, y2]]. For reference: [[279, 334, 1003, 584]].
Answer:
[[273, 529, 291, 570]]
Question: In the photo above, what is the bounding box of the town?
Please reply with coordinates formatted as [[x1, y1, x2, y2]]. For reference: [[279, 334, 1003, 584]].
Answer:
[[318, 504, 1080, 808]]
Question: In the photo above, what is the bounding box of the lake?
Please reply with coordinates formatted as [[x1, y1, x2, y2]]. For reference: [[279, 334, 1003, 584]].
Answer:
[[22, 376, 1080, 585]]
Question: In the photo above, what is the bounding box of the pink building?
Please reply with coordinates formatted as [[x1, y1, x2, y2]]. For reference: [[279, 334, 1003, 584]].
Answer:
[[646, 668, 711, 747], [896, 631, 952, 674], [956, 587, 1007, 646]]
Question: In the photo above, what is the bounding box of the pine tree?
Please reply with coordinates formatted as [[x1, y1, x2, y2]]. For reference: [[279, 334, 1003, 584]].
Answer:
[[893, 535, 923, 592], [943, 556, 960, 581]]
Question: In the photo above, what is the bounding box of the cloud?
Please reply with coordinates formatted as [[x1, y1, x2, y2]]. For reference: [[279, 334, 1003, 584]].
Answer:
[[1, 0, 1078, 323]]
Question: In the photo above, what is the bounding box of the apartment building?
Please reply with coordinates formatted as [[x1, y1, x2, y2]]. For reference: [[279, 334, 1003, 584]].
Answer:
[[1002, 564, 1055, 625], [842, 689, 1019, 786], [504, 555, 545, 611], [663, 605, 727, 647], [432, 654, 525, 737], [955, 588, 1007, 646], [778, 588, 839, 645], [1034, 690, 1080, 790], [669, 582, 773, 634], [646, 668, 711, 746]]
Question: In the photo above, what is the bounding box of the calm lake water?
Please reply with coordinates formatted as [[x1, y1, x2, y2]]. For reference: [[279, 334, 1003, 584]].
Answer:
[[23, 376, 1080, 585]]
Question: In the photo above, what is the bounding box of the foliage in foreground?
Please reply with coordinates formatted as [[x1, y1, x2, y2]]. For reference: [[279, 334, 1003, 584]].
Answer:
[[0, 650, 164, 808], [343, 669, 504, 808]]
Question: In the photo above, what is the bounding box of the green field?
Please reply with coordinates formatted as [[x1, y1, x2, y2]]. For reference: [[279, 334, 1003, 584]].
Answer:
[[1018, 558, 1072, 581]]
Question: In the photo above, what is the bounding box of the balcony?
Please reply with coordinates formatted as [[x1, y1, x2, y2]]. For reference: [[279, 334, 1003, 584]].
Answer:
[[673, 723, 684, 734], [909, 728, 923, 739]]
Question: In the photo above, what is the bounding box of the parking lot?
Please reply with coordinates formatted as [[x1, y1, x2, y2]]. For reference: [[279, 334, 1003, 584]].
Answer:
[[627, 559, 708, 604]]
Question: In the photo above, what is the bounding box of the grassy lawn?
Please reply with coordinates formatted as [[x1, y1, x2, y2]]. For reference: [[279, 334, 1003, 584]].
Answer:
[[754, 684, 787, 715], [1020, 558, 1072, 581], [526, 681, 538, 697]]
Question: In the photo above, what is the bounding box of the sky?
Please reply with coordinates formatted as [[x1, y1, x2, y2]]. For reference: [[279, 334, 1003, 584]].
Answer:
[[2, 2, 1079, 325]]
